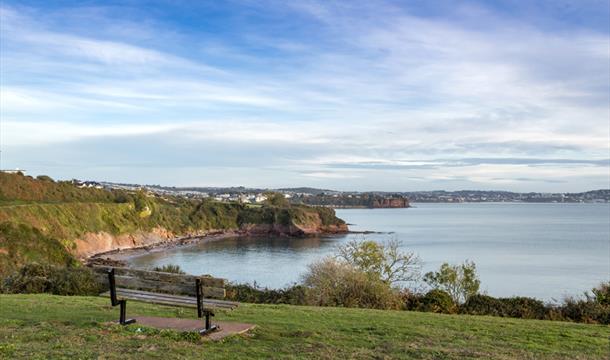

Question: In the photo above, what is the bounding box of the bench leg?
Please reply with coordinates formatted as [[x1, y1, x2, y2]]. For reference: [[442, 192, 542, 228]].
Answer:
[[119, 300, 136, 325], [198, 310, 218, 335]]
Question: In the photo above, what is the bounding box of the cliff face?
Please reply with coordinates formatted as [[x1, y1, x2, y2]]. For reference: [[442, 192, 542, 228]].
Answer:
[[72, 207, 348, 258], [71, 216, 349, 259], [72, 227, 174, 258]]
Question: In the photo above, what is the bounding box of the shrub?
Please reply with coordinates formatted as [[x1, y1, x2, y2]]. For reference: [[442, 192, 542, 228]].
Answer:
[[302, 257, 402, 310], [151, 264, 186, 274], [501, 297, 547, 319], [226, 283, 307, 305], [460, 294, 505, 316], [460, 295, 546, 319], [420, 289, 456, 314], [559, 297, 610, 324], [401, 290, 423, 310], [591, 282, 610, 306], [2, 263, 103, 295], [424, 261, 480, 304]]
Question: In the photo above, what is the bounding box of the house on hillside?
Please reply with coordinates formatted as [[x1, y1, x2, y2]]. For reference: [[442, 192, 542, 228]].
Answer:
[[0, 169, 25, 174]]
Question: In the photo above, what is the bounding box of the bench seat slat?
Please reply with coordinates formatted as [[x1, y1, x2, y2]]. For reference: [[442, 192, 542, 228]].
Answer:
[[113, 288, 238, 307], [100, 289, 238, 309]]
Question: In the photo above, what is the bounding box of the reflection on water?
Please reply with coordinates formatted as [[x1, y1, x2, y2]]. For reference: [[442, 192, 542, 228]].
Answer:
[[129, 203, 610, 300], [129, 235, 350, 287]]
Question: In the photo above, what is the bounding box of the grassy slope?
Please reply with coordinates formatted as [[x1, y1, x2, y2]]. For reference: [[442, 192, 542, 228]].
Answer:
[[0, 294, 607, 359]]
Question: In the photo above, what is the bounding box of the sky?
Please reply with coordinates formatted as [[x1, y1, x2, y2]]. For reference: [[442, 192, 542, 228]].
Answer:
[[1, 0, 609, 192]]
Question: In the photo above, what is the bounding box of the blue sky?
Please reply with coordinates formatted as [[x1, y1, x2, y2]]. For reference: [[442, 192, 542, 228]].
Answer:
[[1, 0, 609, 191]]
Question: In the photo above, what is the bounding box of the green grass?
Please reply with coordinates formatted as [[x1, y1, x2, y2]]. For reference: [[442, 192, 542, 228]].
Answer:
[[0, 294, 607, 359]]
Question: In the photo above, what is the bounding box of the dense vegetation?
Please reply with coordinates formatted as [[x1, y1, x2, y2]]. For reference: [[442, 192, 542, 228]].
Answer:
[[1, 263, 103, 296], [1, 294, 608, 359], [225, 279, 610, 325], [293, 193, 409, 208], [0, 223, 78, 272], [0, 173, 345, 274]]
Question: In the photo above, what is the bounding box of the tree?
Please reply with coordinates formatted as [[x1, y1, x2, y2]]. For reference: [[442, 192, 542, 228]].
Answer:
[[263, 192, 289, 207], [336, 238, 421, 286], [423, 261, 480, 304]]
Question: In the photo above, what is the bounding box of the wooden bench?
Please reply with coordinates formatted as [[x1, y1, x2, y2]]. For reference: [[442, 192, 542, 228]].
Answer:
[[92, 266, 238, 335]]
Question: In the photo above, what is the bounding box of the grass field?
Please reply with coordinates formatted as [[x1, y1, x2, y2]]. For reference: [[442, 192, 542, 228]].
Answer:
[[0, 295, 607, 359]]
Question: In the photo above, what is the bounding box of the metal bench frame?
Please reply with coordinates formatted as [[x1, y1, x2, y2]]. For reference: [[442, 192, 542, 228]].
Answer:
[[196, 278, 218, 335], [108, 269, 136, 325]]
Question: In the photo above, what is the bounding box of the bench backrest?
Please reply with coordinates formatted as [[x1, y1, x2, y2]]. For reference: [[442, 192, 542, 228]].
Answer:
[[92, 266, 227, 299]]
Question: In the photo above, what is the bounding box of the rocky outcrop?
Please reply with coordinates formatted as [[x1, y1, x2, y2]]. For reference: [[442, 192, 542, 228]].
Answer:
[[239, 223, 347, 236], [371, 198, 409, 208], [240, 212, 348, 236]]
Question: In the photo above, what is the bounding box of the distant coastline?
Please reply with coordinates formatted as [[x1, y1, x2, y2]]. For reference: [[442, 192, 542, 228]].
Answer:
[[96, 181, 610, 205]]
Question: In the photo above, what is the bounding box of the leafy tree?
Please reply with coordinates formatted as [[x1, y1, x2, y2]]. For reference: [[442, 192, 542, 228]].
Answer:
[[424, 261, 480, 304], [337, 239, 421, 286], [263, 192, 290, 207]]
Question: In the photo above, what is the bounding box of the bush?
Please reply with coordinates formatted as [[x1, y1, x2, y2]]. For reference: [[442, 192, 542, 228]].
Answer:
[[424, 261, 480, 304], [591, 282, 610, 306], [460, 295, 546, 319], [460, 294, 505, 316], [420, 289, 456, 314], [151, 264, 185, 274], [501, 297, 547, 319], [226, 283, 307, 305], [401, 290, 423, 311], [559, 297, 610, 324], [302, 257, 402, 310], [2, 263, 103, 295]]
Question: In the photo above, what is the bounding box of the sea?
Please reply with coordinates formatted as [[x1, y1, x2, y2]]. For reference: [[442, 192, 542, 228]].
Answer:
[[128, 203, 610, 301]]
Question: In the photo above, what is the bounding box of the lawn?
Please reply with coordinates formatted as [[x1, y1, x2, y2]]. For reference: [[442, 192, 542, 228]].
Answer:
[[0, 294, 607, 359]]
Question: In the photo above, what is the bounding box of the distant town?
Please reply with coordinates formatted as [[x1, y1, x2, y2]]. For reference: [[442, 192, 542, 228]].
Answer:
[[79, 180, 609, 206]]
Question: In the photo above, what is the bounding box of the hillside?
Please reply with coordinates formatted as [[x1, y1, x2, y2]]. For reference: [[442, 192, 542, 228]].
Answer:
[[0, 173, 347, 273], [0, 294, 607, 359]]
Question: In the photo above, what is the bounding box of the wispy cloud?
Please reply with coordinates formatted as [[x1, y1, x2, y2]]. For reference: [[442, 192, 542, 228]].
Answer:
[[1, 1, 608, 191]]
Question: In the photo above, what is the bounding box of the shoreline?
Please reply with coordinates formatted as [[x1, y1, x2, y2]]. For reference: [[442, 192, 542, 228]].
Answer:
[[86, 229, 361, 266], [86, 231, 242, 265]]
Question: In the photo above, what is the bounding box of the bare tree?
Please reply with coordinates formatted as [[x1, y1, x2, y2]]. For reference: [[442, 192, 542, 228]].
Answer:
[[337, 238, 421, 286]]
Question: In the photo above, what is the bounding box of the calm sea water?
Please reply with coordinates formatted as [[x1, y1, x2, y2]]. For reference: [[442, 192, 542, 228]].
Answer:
[[129, 203, 610, 301]]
